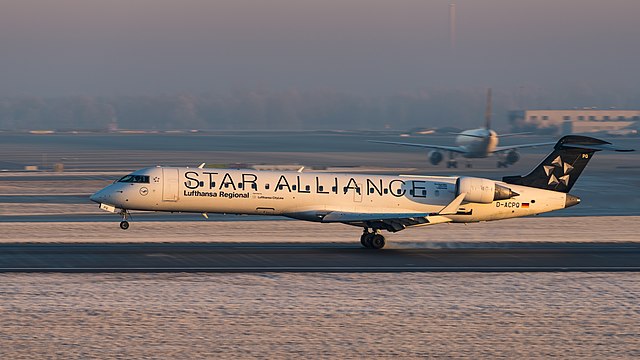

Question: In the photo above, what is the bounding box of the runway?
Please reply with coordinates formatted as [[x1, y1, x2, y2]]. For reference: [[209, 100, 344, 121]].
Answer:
[[1, 242, 639, 272]]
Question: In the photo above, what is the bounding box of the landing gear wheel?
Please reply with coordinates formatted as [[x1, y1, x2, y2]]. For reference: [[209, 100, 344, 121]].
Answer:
[[364, 234, 374, 248], [360, 233, 369, 247], [360, 231, 375, 248], [466, 163, 472, 168], [370, 234, 386, 249], [120, 220, 130, 230], [447, 160, 458, 168]]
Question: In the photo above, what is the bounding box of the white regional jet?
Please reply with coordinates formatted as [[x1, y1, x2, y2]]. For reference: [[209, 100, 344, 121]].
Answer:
[[90, 136, 632, 249], [369, 89, 554, 168]]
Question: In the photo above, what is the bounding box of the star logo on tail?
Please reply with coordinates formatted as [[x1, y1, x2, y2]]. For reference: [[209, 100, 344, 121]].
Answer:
[[544, 155, 574, 186]]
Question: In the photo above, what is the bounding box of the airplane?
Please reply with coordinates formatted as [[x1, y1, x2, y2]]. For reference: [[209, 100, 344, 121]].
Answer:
[[368, 89, 555, 168], [90, 135, 633, 249]]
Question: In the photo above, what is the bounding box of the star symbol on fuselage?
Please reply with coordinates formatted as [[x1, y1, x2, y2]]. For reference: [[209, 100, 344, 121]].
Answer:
[[545, 155, 573, 186]]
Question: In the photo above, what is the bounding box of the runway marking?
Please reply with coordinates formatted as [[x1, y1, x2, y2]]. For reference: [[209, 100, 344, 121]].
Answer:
[[1, 266, 640, 273]]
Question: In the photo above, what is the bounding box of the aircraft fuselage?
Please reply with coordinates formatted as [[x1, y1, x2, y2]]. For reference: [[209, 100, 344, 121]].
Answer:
[[455, 128, 499, 158], [91, 166, 567, 224]]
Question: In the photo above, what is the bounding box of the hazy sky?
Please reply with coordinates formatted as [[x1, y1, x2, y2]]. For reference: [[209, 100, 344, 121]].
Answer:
[[1, 0, 639, 96]]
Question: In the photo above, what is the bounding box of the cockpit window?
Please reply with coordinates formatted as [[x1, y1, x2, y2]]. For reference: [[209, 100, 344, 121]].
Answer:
[[118, 175, 150, 183]]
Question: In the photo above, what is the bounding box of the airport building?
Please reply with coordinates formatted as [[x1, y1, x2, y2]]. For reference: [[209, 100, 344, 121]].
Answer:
[[509, 109, 640, 135]]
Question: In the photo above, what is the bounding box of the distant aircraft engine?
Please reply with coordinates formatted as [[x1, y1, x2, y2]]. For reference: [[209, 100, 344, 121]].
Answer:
[[428, 150, 444, 165], [506, 150, 520, 164], [456, 177, 519, 203]]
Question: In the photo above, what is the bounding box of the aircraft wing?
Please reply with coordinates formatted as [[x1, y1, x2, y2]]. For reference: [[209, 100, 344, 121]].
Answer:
[[321, 211, 453, 232], [495, 132, 532, 138], [368, 140, 467, 154], [492, 141, 556, 153]]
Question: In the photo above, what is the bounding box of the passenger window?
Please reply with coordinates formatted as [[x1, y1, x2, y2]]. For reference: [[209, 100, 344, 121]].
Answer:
[[251, 184, 257, 190], [292, 185, 297, 190], [238, 183, 244, 189], [265, 184, 270, 190], [318, 186, 324, 192]]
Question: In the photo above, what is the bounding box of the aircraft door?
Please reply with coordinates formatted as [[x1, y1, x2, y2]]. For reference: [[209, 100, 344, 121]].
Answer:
[[354, 183, 363, 202], [162, 168, 179, 201]]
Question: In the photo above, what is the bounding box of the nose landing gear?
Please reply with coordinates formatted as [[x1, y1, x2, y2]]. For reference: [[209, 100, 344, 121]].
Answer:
[[360, 229, 386, 249], [119, 209, 131, 230]]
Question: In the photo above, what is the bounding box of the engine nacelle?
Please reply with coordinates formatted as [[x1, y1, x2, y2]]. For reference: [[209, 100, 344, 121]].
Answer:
[[505, 150, 520, 164], [456, 177, 519, 203], [428, 150, 444, 165]]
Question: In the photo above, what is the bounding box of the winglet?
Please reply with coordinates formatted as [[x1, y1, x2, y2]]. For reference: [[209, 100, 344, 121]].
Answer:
[[198, 163, 206, 169], [438, 192, 466, 215]]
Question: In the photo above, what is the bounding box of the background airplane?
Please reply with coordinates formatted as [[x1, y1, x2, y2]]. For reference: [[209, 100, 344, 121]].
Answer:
[[369, 89, 555, 168]]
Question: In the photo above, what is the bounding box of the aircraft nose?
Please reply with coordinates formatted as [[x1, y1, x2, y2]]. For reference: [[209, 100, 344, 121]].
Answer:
[[89, 192, 100, 203], [90, 189, 107, 203], [565, 194, 581, 208]]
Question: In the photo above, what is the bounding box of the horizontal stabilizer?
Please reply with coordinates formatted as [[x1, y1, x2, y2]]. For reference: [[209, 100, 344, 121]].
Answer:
[[553, 135, 635, 152], [561, 142, 635, 152]]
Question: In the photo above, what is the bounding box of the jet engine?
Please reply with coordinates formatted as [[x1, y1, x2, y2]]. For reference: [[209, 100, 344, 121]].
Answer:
[[456, 177, 519, 203], [505, 150, 520, 165], [428, 150, 444, 165]]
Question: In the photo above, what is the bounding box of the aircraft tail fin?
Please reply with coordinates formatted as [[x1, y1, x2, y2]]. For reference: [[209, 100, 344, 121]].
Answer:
[[502, 135, 634, 193], [484, 88, 492, 129]]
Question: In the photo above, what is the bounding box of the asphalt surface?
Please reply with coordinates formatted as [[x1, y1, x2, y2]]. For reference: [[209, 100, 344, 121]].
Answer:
[[1, 242, 639, 272]]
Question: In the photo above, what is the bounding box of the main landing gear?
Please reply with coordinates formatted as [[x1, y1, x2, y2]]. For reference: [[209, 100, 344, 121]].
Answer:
[[360, 229, 386, 249], [119, 209, 131, 230], [446, 152, 458, 168]]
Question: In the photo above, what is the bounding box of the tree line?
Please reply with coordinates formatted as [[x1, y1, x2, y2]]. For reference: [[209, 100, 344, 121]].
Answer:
[[1, 88, 638, 131]]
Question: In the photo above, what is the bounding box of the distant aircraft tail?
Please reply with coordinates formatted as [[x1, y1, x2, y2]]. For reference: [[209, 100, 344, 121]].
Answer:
[[484, 88, 492, 129], [502, 135, 634, 193]]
